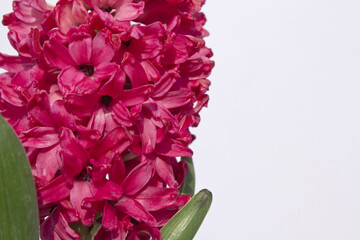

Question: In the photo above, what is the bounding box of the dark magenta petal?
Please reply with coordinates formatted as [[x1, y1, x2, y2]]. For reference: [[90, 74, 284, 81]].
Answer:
[[102, 201, 118, 231], [122, 52, 149, 88], [112, 100, 133, 127], [21, 127, 59, 148], [59, 200, 79, 223], [37, 175, 72, 205], [69, 32, 93, 65], [90, 126, 132, 160], [64, 93, 100, 117], [109, 154, 126, 186], [99, 69, 126, 98], [35, 145, 61, 182], [40, 208, 80, 240], [157, 89, 194, 109], [58, 65, 86, 95], [76, 125, 102, 149], [0, 53, 35, 72], [93, 62, 120, 81], [137, 116, 156, 154], [121, 160, 154, 196], [60, 128, 90, 180], [155, 138, 193, 157], [44, 38, 75, 69], [87, 106, 106, 134], [152, 71, 178, 98], [0, 73, 25, 107], [115, 197, 156, 225], [120, 85, 154, 107], [51, 100, 77, 130], [92, 179, 123, 200], [129, 22, 165, 59], [92, 29, 116, 66], [69, 181, 95, 226], [90, 158, 111, 181], [135, 186, 178, 212], [155, 157, 178, 188], [27, 91, 54, 127]]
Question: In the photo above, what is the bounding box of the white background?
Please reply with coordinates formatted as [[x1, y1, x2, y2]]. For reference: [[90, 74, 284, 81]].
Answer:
[[2, 0, 360, 239]]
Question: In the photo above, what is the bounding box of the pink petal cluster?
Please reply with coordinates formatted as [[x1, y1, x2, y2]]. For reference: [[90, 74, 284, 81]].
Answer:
[[0, 0, 213, 239]]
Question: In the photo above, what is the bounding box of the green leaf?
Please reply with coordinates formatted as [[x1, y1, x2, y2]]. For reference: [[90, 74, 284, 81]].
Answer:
[[161, 189, 212, 240], [180, 157, 195, 196], [0, 115, 39, 240]]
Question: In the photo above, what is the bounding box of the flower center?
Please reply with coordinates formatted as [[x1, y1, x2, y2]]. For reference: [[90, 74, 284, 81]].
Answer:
[[101, 6, 116, 16], [101, 95, 113, 107], [79, 64, 94, 77]]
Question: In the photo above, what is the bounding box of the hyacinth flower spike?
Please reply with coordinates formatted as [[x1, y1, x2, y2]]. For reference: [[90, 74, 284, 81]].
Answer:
[[0, 0, 214, 239]]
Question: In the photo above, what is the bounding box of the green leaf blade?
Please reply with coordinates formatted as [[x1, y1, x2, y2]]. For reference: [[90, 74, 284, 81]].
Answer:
[[161, 189, 212, 240], [0, 115, 39, 240]]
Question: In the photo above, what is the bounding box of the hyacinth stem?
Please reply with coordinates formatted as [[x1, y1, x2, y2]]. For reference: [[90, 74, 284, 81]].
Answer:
[[69, 222, 91, 240], [180, 157, 196, 196], [69, 214, 102, 240]]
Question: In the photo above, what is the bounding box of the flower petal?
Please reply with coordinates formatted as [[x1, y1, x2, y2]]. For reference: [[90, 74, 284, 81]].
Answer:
[[135, 186, 178, 212], [64, 93, 100, 117], [90, 126, 132, 160], [44, 38, 75, 69], [35, 145, 61, 182], [115, 197, 156, 225], [119, 85, 154, 106], [155, 138, 193, 157], [114, 2, 145, 22], [58, 65, 86, 95], [102, 201, 118, 231], [92, 29, 116, 66], [40, 208, 80, 240], [21, 127, 59, 148], [69, 32, 92, 65], [27, 91, 54, 127], [121, 160, 154, 196], [59, 128, 90, 180], [70, 181, 95, 226], [37, 175, 72, 205]]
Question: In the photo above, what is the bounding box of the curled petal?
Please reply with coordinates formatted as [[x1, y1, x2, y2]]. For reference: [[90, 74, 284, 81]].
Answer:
[[155, 138, 193, 157], [27, 91, 54, 127], [60, 128, 90, 180], [156, 89, 194, 109], [102, 201, 118, 231], [40, 208, 80, 240], [120, 85, 154, 106], [70, 181, 95, 226], [90, 126, 132, 159], [0, 53, 36, 72], [135, 186, 178, 212], [55, 0, 88, 34], [121, 160, 154, 196], [21, 127, 59, 148], [37, 175, 72, 205], [115, 197, 156, 225]]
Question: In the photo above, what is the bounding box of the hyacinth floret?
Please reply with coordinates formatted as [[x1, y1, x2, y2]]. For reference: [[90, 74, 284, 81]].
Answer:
[[0, 0, 214, 239]]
